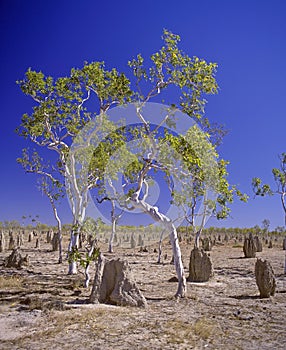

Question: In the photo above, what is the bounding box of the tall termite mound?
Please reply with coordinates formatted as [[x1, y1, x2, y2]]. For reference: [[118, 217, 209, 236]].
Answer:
[[90, 256, 146, 307], [255, 258, 276, 298], [243, 233, 257, 258], [188, 247, 213, 282]]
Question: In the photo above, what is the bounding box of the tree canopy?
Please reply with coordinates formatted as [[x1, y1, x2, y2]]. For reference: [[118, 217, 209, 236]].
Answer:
[[17, 30, 247, 293], [253, 153, 286, 226]]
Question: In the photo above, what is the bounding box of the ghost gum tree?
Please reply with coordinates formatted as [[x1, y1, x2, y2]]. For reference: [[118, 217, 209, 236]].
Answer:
[[253, 153, 286, 274], [18, 30, 243, 293], [253, 152, 286, 226], [86, 31, 245, 297], [17, 63, 132, 273], [17, 149, 64, 263], [101, 109, 245, 296], [96, 196, 123, 253], [101, 118, 218, 297], [168, 131, 246, 249]]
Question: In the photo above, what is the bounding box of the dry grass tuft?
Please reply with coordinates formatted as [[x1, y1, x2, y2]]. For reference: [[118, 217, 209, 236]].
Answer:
[[163, 319, 195, 345], [0, 275, 24, 289], [193, 317, 218, 340], [162, 316, 220, 345], [20, 296, 66, 312]]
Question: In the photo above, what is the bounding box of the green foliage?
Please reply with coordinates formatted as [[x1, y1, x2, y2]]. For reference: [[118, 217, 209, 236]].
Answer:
[[79, 247, 100, 269], [17, 148, 64, 216], [160, 126, 247, 222], [17, 59, 133, 237], [252, 177, 272, 196], [253, 152, 286, 226], [17, 29, 246, 235], [128, 29, 218, 122], [16, 62, 133, 142], [81, 217, 99, 237], [68, 245, 100, 268]]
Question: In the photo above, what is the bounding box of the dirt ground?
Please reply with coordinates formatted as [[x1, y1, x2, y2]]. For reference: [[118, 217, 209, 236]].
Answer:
[[0, 232, 285, 350]]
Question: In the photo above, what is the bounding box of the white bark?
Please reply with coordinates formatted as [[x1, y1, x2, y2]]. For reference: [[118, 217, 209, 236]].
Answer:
[[109, 217, 116, 253], [45, 190, 63, 263], [195, 230, 201, 249], [65, 151, 90, 274], [131, 198, 186, 297], [106, 104, 189, 297], [281, 192, 286, 227], [68, 231, 79, 274], [108, 199, 123, 253], [68, 259, 78, 275]]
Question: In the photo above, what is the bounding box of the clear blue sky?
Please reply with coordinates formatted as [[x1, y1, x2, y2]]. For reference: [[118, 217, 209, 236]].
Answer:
[[0, 0, 285, 229]]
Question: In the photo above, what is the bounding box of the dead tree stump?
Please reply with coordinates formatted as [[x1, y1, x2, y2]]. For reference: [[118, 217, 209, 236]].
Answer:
[[255, 258, 276, 298], [243, 234, 257, 258], [188, 247, 214, 282], [4, 248, 29, 269], [90, 257, 146, 307]]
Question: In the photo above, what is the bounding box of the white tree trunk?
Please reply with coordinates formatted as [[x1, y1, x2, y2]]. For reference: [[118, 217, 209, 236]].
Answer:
[[168, 223, 186, 297], [67, 197, 88, 273], [65, 153, 89, 274], [109, 218, 116, 253], [50, 198, 63, 264], [108, 199, 122, 253], [68, 231, 79, 274], [131, 199, 186, 297], [195, 230, 201, 249], [281, 193, 286, 227]]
